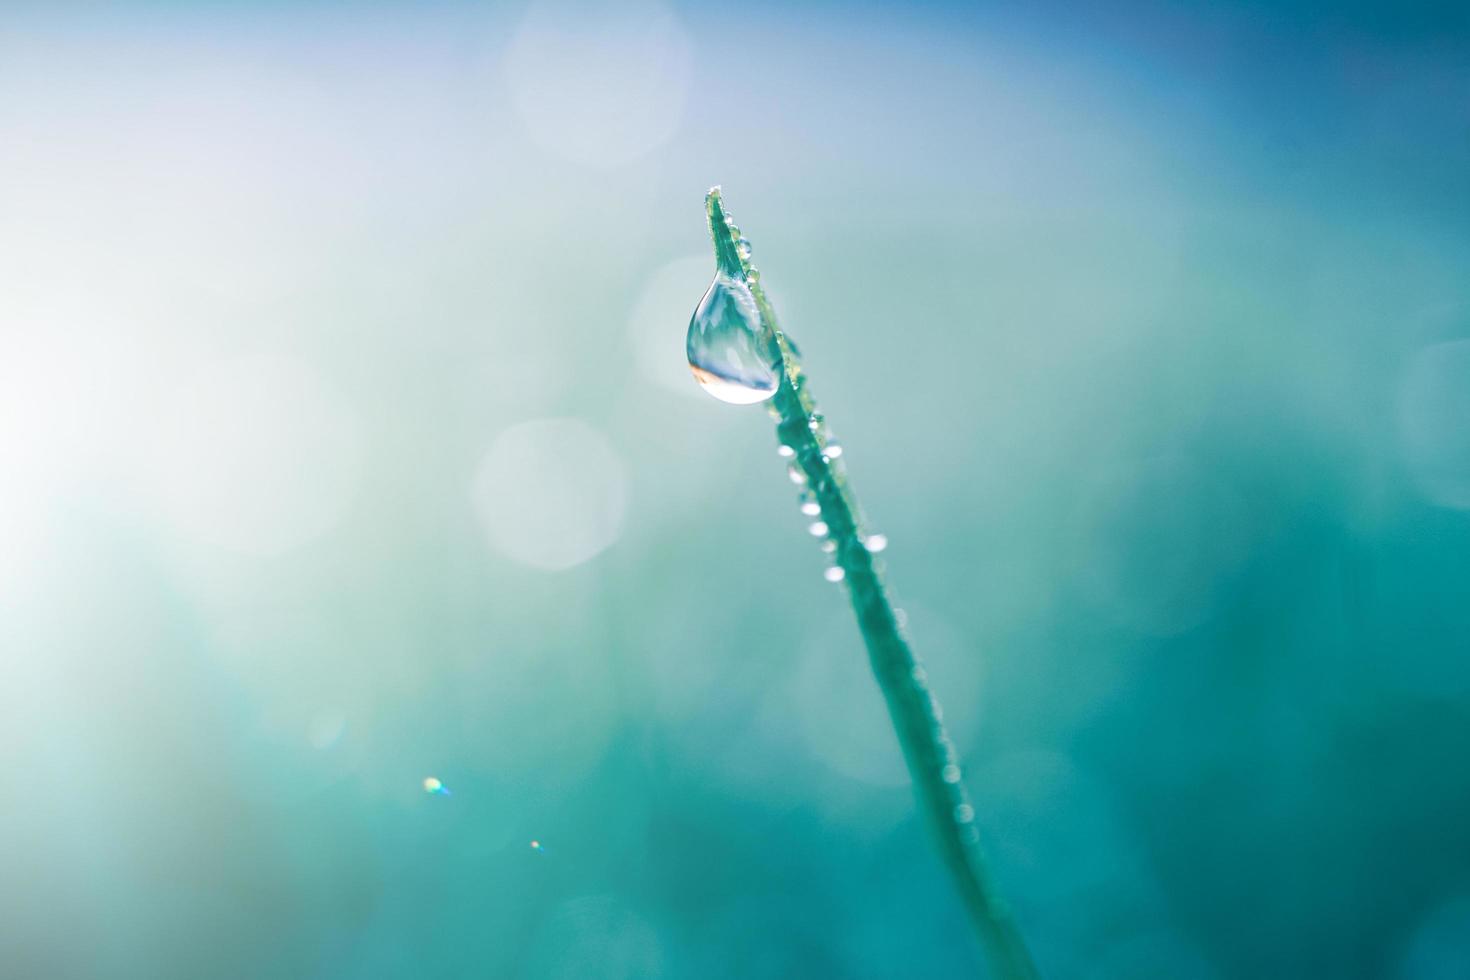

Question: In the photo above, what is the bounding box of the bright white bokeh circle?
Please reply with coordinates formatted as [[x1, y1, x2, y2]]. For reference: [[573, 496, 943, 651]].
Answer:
[[504, 0, 694, 168], [1398, 339, 1470, 509], [471, 418, 628, 571], [148, 354, 363, 556]]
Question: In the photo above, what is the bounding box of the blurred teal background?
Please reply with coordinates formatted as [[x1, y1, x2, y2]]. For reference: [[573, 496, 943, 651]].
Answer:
[[2, 1, 1469, 977]]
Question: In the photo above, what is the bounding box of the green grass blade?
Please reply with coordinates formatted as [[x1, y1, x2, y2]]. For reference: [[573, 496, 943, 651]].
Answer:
[[702, 187, 1040, 980]]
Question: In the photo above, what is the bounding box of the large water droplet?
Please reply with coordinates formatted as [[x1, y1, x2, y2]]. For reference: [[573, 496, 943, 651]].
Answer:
[[687, 274, 779, 405]]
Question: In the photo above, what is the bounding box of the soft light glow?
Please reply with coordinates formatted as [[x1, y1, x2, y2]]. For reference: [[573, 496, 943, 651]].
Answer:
[[472, 418, 628, 571], [307, 710, 346, 750], [504, 0, 693, 168], [145, 354, 363, 556], [629, 255, 716, 398], [1398, 339, 1470, 509]]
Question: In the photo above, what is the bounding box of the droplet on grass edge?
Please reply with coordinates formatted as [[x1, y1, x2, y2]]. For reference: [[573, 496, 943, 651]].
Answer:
[[686, 273, 779, 405]]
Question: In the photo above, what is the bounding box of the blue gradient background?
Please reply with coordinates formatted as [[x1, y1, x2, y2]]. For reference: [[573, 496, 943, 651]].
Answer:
[[2, 2, 1469, 977]]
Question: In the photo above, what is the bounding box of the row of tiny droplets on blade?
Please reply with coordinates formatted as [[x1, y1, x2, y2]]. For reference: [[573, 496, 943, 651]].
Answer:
[[711, 199, 890, 582]]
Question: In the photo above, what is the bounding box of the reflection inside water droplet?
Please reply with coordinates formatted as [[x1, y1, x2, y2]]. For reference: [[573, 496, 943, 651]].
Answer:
[[824, 566, 845, 582], [687, 274, 779, 405], [864, 534, 888, 553]]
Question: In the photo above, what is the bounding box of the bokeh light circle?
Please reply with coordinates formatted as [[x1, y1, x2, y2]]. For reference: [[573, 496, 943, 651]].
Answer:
[[628, 255, 714, 398], [504, 0, 694, 168], [471, 418, 628, 571]]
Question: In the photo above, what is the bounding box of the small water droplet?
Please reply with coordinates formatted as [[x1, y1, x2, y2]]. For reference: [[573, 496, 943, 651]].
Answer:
[[687, 274, 779, 405], [423, 776, 450, 796], [954, 803, 975, 824], [824, 444, 843, 458], [820, 539, 837, 553], [746, 267, 761, 283], [824, 566, 846, 583], [864, 533, 888, 553], [911, 664, 927, 685], [736, 238, 752, 260], [787, 464, 807, 485], [895, 609, 910, 629], [808, 521, 829, 537], [530, 839, 544, 852], [777, 444, 795, 458], [941, 764, 962, 784], [727, 224, 741, 239], [801, 500, 822, 517]]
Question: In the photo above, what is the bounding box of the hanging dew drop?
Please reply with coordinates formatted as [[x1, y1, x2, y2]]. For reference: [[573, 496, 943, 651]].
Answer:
[[687, 273, 780, 405], [735, 238, 752, 260]]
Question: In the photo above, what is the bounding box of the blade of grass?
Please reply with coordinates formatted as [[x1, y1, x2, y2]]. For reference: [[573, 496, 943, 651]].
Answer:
[[703, 187, 1039, 980]]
